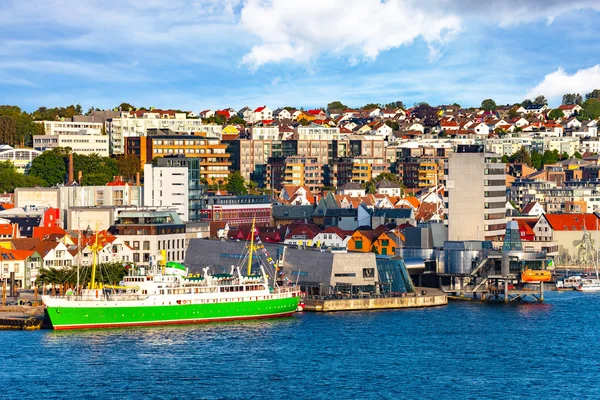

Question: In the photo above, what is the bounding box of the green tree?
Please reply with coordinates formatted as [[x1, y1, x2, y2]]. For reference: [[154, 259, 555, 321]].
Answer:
[[383, 101, 405, 109], [228, 115, 246, 125], [562, 93, 583, 105], [560, 151, 570, 161], [533, 95, 548, 105], [117, 102, 135, 111], [299, 118, 310, 126], [481, 98, 497, 112], [385, 120, 399, 130], [508, 108, 518, 119], [0, 161, 46, 192], [509, 146, 531, 166], [521, 99, 533, 108], [0, 105, 37, 146], [548, 109, 564, 120], [225, 171, 248, 195], [28, 148, 67, 186], [585, 89, 600, 100], [531, 150, 543, 170], [362, 103, 380, 110], [364, 181, 376, 194], [574, 151, 583, 159], [73, 153, 119, 185], [501, 155, 509, 163], [246, 179, 258, 195], [374, 172, 401, 183], [327, 101, 348, 110], [116, 154, 142, 182], [542, 150, 560, 166], [581, 98, 600, 120]]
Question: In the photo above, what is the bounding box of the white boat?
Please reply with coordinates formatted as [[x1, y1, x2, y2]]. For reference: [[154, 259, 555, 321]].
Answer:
[[575, 278, 600, 292], [556, 275, 582, 289]]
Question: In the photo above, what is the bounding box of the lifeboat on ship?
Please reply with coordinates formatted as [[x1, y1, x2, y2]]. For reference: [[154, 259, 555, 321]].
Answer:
[[521, 268, 552, 283]]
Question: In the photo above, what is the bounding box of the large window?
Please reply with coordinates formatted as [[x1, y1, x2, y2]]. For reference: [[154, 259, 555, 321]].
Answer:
[[355, 240, 363, 250]]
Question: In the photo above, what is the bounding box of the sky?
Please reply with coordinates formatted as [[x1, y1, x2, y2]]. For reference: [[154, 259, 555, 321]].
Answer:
[[1, 0, 600, 112]]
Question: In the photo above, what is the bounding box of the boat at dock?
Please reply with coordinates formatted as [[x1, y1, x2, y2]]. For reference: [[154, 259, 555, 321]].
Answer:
[[575, 278, 600, 292], [556, 275, 582, 290], [42, 219, 300, 330]]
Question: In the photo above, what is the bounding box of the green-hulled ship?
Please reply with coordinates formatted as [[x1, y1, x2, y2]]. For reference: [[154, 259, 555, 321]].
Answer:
[[42, 221, 301, 330]]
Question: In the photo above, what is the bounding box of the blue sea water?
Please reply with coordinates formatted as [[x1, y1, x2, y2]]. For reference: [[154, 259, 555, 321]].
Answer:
[[2, 291, 600, 400]]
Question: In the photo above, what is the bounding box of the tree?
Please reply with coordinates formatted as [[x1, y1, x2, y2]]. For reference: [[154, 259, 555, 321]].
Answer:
[[327, 101, 347, 110], [562, 93, 583, 105], [28, 148, 67, 186], [228, 115, 246, 125], [364, 181, 376, 194], [73, 153, 118, 185], [481, 99, 497, 112], [574, 151, 582, 159], [117, 102, 134, 111], [246, 180, 258, 195], [501, 155, 509, 163], [0, 161, 46, 192], [521, 99, 533, 108], [385, 120, 399, 130], [533, 95, 548, 105], [383, 101, 405, 110], [585, 89, 600, 100], [374, 172, 401, 183], [412, 103, 437, 132], [299, 118, 310, 126], [541, 150, 560, 166], [508, 108, 518, 119], [0, 105, 37, 147], [116, 154, 142, 182], [225, 171, 247, 195], [531, 150, 543, 170], [509, 146, 531, 166], [362, 103, 380, 110], [581, 98, 600, 120], [548, 109, 564, 120]]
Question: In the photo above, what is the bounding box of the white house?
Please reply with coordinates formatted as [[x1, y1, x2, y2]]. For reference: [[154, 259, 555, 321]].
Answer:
[[473, 122, 491, 137], [40, 242, 75, 269], [558, 104, 583, 118], [376, 179, 402, 197], [337, 182, 366, 198], [273, 108, 291, 120], [80, 236, 134, 266], [313, 227, 350, 249], [521, 201, 545, 216], [252, 106, 273, 122]]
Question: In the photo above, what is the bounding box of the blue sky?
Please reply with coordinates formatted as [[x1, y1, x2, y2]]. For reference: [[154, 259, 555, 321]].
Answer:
[[1, 0, 600, 112]]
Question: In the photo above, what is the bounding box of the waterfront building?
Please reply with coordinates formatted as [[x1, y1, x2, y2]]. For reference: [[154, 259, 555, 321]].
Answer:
[[445, 145, 506, 241], [143, 164, 189, 221], [197, 194, 272, 227], [156, 155, 205, 222], [108, 210, 186, 268]]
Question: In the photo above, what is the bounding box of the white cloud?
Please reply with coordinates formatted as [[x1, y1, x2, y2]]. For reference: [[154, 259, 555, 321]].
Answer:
[[239, 0, 462, 69], [525, 65, 600, 101]]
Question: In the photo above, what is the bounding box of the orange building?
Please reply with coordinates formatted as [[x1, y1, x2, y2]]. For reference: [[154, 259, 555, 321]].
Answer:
[[125, 133, 231, 183]]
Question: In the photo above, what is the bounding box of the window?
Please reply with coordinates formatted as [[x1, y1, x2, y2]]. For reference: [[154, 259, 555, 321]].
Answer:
[[334, 273, 356, 277], [363, 268, 375, 278], [133, 253, 140, 262], [143, 241, 150, 250], [355, 240, 363, 250], [133, 241, 140, 250]]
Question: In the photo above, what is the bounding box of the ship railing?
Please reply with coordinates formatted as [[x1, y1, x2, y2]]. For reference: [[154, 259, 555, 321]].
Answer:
[[273, 286, 299, 294]]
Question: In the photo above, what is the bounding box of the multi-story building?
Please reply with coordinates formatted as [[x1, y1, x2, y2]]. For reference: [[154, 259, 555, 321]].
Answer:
[[401, 157, 446, 189], [38, 120, 103, 136], [33, 134, 110, 157], [445, 145, 506, 241], [108, 210, 187, 268], [155, 155, 205, 222], [107, 110, 222, 154], [125, 134, 230, 183], [264, 156, 324, 192], [324, 157, 390, 187], [143, 164, 189, 221], [250, 126, 280, 140], [295, 124, 342, 140], [196, 195, 272, 227]]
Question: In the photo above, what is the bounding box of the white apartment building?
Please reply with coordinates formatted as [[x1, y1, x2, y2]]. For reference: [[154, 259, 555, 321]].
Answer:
[[143, 164, 189, 221], [486, 137, 533, 157], [107, 111, 222, 154], [544, 137, 580, 155], [250, 126, 280, 140], [295, 125, 342, 140], [445, 146, 506, 241], [33, 134, 110, 157], [0, 147, 41, 173], [39, 120, 103, 136], [251, 106, 273, 122]]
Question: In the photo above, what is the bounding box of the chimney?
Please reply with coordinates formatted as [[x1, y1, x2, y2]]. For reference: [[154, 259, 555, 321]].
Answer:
[[136, 172, 140, 186], [68, 153, 74, 183], [78, 170, 82, 183]]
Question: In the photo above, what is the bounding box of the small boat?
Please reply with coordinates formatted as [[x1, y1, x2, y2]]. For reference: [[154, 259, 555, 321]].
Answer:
[[576, 278, 600, 292], [521, 268, 552, 283], [556, 275, 582, 290]]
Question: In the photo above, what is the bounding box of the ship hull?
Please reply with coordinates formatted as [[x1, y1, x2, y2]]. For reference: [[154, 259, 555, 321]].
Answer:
[[45, 296, 299, 330]]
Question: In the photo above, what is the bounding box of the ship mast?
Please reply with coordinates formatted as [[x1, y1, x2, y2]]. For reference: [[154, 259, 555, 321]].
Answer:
[[90, 228, 100, 290], [247, 217, 257, 276]]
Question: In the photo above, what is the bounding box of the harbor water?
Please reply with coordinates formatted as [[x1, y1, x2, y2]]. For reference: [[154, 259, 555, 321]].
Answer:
[[3, 291, 600, 399]]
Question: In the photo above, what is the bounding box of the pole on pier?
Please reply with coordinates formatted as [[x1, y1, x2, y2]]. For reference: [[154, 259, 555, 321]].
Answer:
[[1, 280, 5, 306], [504, 279, 509, 303], [540, 281, 544, 302], [33, 284, 37, 304]]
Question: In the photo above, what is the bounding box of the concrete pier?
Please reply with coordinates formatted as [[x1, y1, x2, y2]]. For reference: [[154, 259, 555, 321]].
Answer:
[[0, 306, 45, 330], [304, 288, 447, 312]]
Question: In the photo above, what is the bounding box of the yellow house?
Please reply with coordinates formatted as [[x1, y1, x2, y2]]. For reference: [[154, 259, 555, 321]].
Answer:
[[357, 125, 372, 134], [222, 125, 240, 135], [296, 111, 314, 121]]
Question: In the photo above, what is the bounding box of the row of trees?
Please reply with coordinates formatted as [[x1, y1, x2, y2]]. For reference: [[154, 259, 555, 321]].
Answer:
[[361, 172, 403, 195], [501, 147, 582, 170], [327, 101, 405, 111], [36, 262, 129, 289], [26, 148, 141, 187]]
